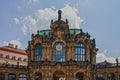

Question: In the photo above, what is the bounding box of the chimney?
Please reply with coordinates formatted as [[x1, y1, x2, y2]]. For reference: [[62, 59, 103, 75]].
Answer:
[[15, 45, 18, 49], [8, 43, 14, 48]]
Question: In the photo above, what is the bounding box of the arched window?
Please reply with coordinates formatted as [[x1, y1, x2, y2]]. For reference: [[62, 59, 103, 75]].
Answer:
[[18, 57, 22, 61], [76, 72, 83, 80], [6, 55, 10, 59], [96, 74, 104, 80], [8, 73, 16, 80], [107, 73, 115, 80], [0, 54, 3, 58], [53, 42, 65, 62], [34, 44, 42, 61], [75, 43, 85, 61], [19, 74, 27, 80], [0, 73, 4, 80], [12, 56, 16, 60], [35, 73, 42, 80]]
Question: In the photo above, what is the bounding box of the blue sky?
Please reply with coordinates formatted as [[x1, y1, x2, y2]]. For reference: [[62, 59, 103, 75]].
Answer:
[[0, 0, 120, 62]]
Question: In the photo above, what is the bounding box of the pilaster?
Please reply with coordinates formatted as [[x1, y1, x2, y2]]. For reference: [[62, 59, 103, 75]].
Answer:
[[4, 72, 8, 80]]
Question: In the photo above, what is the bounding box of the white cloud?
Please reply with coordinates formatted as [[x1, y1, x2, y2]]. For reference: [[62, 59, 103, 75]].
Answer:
[[14, 18, 20, 24], [22, 25, 28, 35], [20, 5, 83, 35], [61, 5, 83, 28], [26, 0, 40, 5], [96, 52, 120, 63], [2, 40, 22, 49], [21, 16, 37, 35]]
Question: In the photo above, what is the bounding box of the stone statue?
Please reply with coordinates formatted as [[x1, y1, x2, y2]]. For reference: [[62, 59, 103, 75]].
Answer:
[[116, 58, 118, 66], [66, 19, 68, 24], [58, 10, 62, 21]]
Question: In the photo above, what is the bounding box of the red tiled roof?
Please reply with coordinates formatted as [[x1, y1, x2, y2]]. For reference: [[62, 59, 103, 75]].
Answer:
[[0, 46, 27, 55]]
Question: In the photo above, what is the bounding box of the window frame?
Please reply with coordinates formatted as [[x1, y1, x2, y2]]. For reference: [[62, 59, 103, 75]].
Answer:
[[6, 55, 10, 59], [19, 74, 27, 80], [12, 56, 16, 60], [0, 54, 3, 58], [53, 42, 65, 62], [23, 58, 27, 62], [107, 73, 115, 80], [18, 57, 22, 61], [8, 73, 16, 80], [0, 73, 4, 80], [75, 42, 85, 61], [34, 44, 42, 62]]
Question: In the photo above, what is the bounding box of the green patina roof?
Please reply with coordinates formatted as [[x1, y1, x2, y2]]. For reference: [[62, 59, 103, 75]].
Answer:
[[39, 29, 81, 36], [39, 29, 52, 35], [69, 29, 81, 34]]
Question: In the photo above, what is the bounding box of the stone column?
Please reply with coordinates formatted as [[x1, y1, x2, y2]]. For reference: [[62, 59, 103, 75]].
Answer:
[[84, 74, 90, 80], [90, 73, 93, 80], [42, 46, 45, 61], [85, 47, 89, 61], [42, 71, 47, 80], [31, 51, 34, 61], [67, 45, 71, 61], [16, 73, 19, 80], [48, 70, 52, 80], [49, 47, 52, 61], [4, 72, 8, 80], [30, 73, 34, 80], [65, 71, 69, 80], [72, 45, 75, 60], [92, 48, 98, 65], [104, 73, 107, 80], [115, 72, 119, 80], [66, 71, 74, 80]]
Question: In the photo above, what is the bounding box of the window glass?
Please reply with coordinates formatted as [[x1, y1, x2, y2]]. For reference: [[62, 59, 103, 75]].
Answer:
[[53, 42, 65, 62], [6, 55, 10, 59], [0, 54, 3, 58], [75, 43, 85, 61], [8, 73, 16, 80], [76, 73, 83, 80], [12, 56, 16, 60], [107, 73, 115, 80], [19, 74, 27, 80], [96, 74, 104, 80], [35, 75, 42, 80], [18, 57, 22, 61], [23, 59, 27, 62], [0, 73, 4, 80], [34, 44, 42, 61]]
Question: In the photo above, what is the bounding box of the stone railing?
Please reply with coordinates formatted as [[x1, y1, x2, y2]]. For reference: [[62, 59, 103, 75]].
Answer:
[[29, 60, 90, 67], [0, 63, 27, 69], [96, 63, 120, 68]]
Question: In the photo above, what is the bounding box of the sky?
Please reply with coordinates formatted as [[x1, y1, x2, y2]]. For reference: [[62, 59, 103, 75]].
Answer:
[[0, 0, 120, 63]]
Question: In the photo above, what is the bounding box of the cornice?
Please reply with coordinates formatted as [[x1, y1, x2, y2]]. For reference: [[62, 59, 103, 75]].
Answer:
[[0, 47, 27, 56]]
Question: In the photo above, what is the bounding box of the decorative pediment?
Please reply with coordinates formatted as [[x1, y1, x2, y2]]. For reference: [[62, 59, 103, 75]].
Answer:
[[50, 10, 69, 36]]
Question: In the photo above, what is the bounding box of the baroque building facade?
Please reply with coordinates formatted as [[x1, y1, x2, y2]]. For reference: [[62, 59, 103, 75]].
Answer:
[[0, 10, 120, 80], [26, 10, 98, 80]]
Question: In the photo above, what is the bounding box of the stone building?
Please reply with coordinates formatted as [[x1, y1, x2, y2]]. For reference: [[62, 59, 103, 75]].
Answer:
[[0, 10, 120, 80], [26, 10, 98, 80], [96, 60, 120, 80], [0, 44, 27, 80]]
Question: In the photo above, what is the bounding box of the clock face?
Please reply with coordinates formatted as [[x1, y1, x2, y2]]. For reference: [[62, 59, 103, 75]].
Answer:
[[56, 44, 63, 51]]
